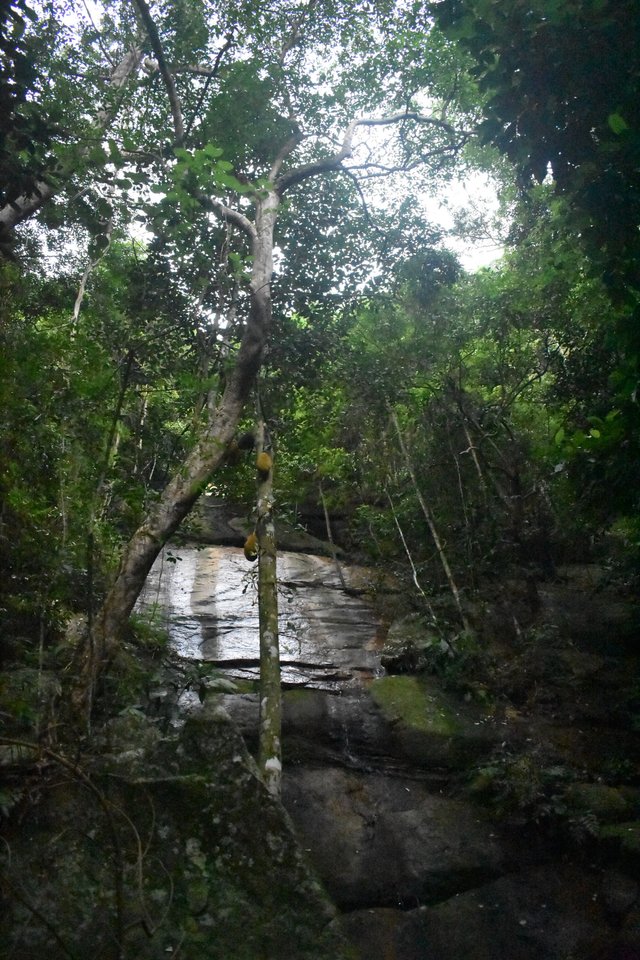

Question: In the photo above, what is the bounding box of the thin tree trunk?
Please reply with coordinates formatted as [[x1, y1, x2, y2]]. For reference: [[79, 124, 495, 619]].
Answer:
[[83, 351, 135, 725], [72, 223, 113, 329], [389, 408, 472, 635], [461, 419, 488, 503], [256, 418, 281, 798], [319, 481, 348, 592], [385, 487, 437, 620]]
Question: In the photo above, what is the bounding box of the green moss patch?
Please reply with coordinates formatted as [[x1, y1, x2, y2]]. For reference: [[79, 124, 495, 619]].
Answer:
[[599, 821, 640, 857], [370, 675, 463, 736]]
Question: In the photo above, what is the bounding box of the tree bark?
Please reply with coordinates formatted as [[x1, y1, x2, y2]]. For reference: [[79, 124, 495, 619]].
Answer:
[[255, 421, 281, 798]]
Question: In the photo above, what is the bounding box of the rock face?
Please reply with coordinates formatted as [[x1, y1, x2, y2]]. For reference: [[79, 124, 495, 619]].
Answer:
[[133, 549, 640, 960], [138, 545, 382, 686], [340, 864, 628, 960], [184, 495, 339, 556], [283, 766, 506, 909], [0, 704, 347, 960]]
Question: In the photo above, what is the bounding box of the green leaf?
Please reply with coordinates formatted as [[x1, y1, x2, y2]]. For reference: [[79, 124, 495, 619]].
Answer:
[[607, 112, 629, 135], [88, 144, 108, 165], [215, 170, 249, 193]]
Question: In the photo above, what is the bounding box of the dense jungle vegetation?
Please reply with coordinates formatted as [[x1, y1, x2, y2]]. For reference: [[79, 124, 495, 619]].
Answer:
[[1, 1, 639, 945]]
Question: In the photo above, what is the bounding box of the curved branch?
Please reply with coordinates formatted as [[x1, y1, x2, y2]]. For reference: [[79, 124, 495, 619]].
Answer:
[[131, 0, 185, 144], [268, 129, 304, 182], [0, 47, 143, 232], [205, 196, 257, 244], [184, 32, 234, 139], [275, 117, 361, 192], [358, 111, 460, 135], [275, 111, 470, 194]]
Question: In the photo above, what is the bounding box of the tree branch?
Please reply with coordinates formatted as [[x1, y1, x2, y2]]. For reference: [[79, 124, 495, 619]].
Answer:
[[0, 47, 143, 232], [131, 0, 185, 144], [204, 196, 257, 243], [274, 117, 361, 192], [184, 32, 234, 139], [275, 111, 469, 194], [268, 129, 304, 181]]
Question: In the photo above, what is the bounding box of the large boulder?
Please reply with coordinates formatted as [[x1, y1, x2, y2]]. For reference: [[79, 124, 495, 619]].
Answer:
[[283, 765, 506, 910], [0, 702, 347, 960], [339, 864, 637, 960]]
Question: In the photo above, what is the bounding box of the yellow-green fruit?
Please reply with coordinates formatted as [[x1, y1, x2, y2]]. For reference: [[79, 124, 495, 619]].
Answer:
[[256, 451, 273, 475], [243, 532, 258, 561]]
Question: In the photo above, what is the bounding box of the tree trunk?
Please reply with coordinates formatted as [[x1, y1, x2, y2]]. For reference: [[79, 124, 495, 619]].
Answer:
[[255, 422, 281, 798], [74, 192, 280, 714]]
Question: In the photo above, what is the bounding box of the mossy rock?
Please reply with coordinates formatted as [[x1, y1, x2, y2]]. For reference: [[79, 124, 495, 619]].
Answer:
[[379, 613, 445, 673], [599, 822, 640, 862], [566, 783, 635, 823], [371, 675, 463, 736], [370, 675, 496, 769], [0, 701, 349, 960]]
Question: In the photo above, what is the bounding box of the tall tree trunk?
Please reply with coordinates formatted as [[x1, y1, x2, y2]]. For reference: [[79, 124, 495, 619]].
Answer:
[[319, 481, 348, 592], [255, 420, 281, 798], [74, 192, 280, 714]]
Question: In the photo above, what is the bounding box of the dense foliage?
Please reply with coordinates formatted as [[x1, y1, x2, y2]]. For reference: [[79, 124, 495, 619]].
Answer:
[[432, 0, 640, 542], [0, 0, 638, 699]]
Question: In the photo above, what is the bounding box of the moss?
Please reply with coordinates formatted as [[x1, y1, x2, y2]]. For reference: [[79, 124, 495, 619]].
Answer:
[[0, 702, 349, 960], [566, 783, 633, 822], [283, 688, 314, 704], [228, 678, 259, 694], [370, 675, 463, 736], [600, 821, 640, 857]]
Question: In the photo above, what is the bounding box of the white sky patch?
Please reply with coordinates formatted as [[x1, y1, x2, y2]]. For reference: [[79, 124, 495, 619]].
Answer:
[[343, 114, 506, 274], [430, 170, 505, 271]]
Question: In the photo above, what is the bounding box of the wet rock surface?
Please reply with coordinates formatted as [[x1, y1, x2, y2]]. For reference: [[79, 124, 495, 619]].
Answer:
[[136, 549, 640, 960], [139, 545, 382, 686]]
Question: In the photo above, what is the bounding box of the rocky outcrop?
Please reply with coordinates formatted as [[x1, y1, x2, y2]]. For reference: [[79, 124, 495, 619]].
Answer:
[[0, 703, 348, 960], [283, 766, 507, 909], [133, 549, 640, 960], [183, 495, 340, 555], [339, 864, 638, 960]]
